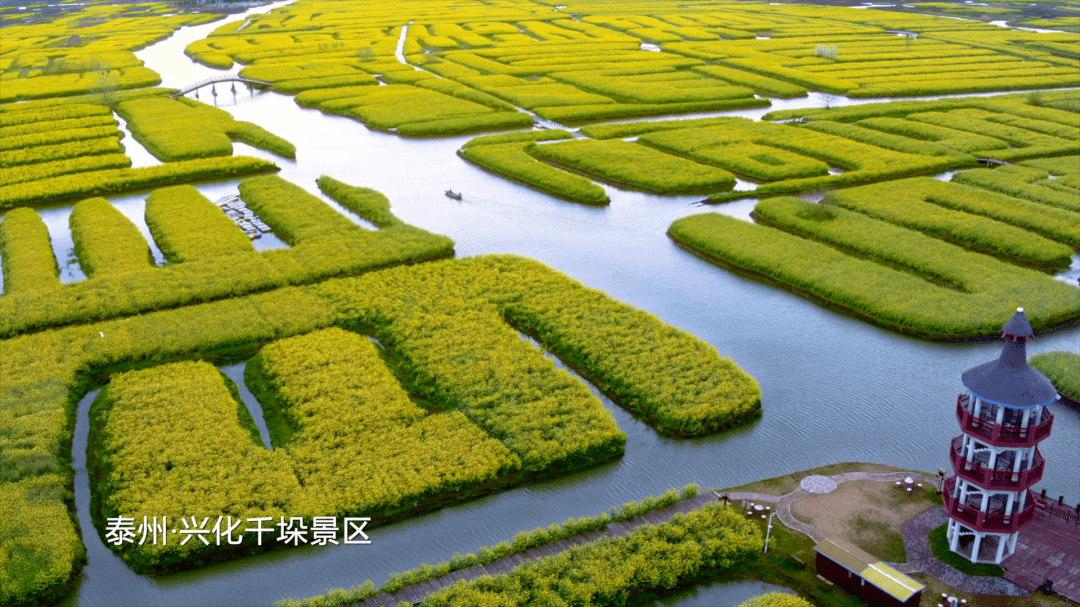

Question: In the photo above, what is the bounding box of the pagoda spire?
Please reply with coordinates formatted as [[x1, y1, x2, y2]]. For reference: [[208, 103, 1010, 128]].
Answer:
[[944, 307, 1058, 565]]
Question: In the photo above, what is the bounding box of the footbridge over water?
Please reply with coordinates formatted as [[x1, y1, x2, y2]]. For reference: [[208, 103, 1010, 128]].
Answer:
[[171, 76, 272, 98]]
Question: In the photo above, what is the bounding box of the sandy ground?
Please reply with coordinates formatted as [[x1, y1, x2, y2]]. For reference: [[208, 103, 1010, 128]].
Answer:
[[791, 478, 937, 561]]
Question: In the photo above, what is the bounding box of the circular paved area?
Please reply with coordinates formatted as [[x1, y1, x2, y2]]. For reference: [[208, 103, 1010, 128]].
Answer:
[[799, 475, 838, 494]]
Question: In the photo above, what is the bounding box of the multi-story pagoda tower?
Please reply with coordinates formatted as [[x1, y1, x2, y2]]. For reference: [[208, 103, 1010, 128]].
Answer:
[[945, 307, 1057, 564]]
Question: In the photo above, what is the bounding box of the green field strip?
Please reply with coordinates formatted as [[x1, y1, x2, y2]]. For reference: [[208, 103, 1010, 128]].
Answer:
[[826, 178, 1076, 267], [90, 361, 305, 571], [907, 110, 1079, 150], [0, 253, 761, 601], [315, 176, 404, 228], [0, 176, 454, 339], [855, 117, 1010, 154], [639, 135, 831, 182], [69, 197, 155, 278], [691, 65, 808, 98], [1020, 156, 1080, 176], [1029, 351, 1080, 403], [952, 165, 1080, 213], [0, 67, 163, 103], [0, 156, 279, 209], [144, 185, 255, 264], [503, 266, 761, 437], [415, 504, 761, 607], [0, 124, 121, 153], [798, 120, 968, 158], [527, 139, 736, 195], [0, 113, 117, 139], [531, 97, 770, 123], [458, 141, 610, 205], [0, 137, 125, 169], [0, 207, 61, 294], [0, 153, 132, 188], [0, 102, 112, 128], [669, 200, 1080, 340], [116, 96, 295, 161]]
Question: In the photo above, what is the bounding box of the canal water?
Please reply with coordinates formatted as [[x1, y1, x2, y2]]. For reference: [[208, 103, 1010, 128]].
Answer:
[[18, 4, 1080, 605]]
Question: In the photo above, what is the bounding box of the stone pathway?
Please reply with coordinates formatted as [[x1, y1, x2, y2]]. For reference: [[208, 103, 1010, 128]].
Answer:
[[900, 506, 1028, 596]]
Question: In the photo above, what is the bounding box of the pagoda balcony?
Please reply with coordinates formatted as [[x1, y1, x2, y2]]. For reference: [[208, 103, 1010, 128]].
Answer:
[[943, 478, 1037, 534], [949, 436, 1044, 491], [955, 394, 1053, 447]]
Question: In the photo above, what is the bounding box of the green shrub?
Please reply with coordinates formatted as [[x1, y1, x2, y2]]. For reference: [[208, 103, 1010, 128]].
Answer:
[[738, 592, 815, 607], [1030, 351, 1080, 403]]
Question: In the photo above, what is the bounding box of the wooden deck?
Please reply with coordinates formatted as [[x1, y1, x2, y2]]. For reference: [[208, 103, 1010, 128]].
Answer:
[[351, 492, 721, 607]]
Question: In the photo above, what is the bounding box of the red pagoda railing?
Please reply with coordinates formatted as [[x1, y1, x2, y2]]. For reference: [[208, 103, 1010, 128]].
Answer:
[[955, 394, 1053, 447], [943, 478, 1037, 534], [949, 436, 1044, 491]]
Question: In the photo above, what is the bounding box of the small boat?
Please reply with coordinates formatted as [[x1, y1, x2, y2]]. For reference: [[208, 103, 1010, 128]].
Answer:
[[445, 189, 462, 200]]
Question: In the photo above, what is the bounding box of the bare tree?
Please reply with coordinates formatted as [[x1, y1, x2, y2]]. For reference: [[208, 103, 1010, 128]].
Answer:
[[90, 59, 118, 107]]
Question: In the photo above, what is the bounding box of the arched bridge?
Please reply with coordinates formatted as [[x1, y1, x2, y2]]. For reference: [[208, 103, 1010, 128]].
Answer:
[[170, 76, 272, 98]]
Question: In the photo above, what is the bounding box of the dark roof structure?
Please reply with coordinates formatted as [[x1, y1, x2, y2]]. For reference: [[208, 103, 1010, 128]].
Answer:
[[961, 308, 1058, 409]]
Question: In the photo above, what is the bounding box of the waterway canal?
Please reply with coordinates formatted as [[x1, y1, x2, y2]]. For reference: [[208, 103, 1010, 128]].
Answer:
[[27, 4, 1080, 605]]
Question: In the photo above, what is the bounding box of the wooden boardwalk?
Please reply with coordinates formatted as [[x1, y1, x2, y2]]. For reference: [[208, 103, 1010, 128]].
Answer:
[[352, 492, 721, 607]]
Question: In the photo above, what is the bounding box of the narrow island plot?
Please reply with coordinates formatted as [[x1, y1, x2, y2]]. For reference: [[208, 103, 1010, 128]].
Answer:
[[667, 173, 1079, 340], [0, 179, 761, 602], [0, 93, 292, 209], [0, 176, 455, 337]]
